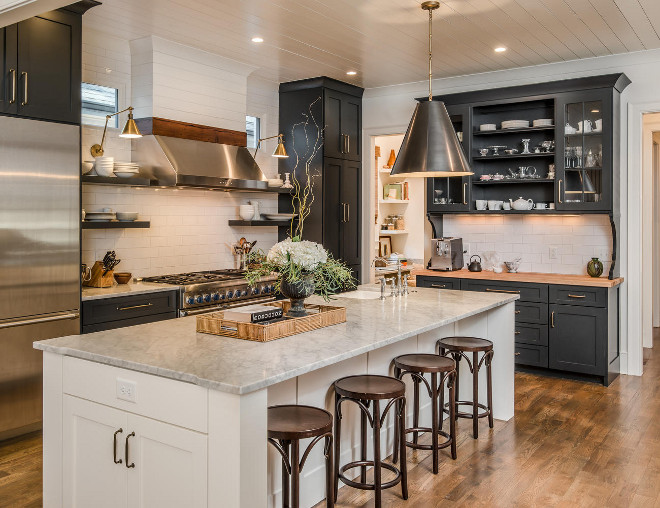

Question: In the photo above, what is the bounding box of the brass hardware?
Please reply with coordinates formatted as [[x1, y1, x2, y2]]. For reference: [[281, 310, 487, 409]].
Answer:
[[20, 71, 27, 106], [9, 69, 15, 104], [515, 352, 521, 356], [463, 182, 467, 205], [567, 294, 586, 299], [515, 310, 521, 314], [341, 203, 346, 222], [421, 1, 440, 101], [113, 428, 123, 464], [431, 284, 446, 288], [346, 203, 350, 222], [254, 133, 288, 159], [514, 331, 521, 335], [117, 303, 153, 311], [558, 179, 563, 204], [346, 134, 350, 154], [91, 106, 142, 158], [551, 311, 555, 328], [485, 288, 520, 294], [0, 312, 79, 330], [125, 432, 135, 468]]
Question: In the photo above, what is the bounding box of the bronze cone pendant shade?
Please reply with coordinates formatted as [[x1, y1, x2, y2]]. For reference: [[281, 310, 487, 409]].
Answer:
[[390, 100, 472, 177]]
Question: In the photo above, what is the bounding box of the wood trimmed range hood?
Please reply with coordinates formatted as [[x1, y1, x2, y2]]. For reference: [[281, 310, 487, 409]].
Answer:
[[133, 117, 268, 191]]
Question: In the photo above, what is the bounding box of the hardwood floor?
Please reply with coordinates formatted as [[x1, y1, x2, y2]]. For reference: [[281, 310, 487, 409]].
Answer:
[[1, 335, 659, 508]]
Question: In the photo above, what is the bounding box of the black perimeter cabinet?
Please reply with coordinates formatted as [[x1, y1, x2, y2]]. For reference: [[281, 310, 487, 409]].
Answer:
[[278, 77, 363, 283], [0, 1, 98, 124]]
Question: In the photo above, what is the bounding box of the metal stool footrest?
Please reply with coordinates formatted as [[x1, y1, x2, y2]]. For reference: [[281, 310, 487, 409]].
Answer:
[[444, 400, 491, 419], [403, 426, 452, 451], [338, 460, 402, 491]]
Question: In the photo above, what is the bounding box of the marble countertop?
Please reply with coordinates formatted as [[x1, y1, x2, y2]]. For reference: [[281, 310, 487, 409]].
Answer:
[[82, 281, 181, 301], [36, 286, 517, 395]]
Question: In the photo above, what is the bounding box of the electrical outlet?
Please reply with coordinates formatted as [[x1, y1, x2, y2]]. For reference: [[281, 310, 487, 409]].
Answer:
[[116, 378, 137, 403], [549, 246, 559, 260], [464, 243, 471, 259]]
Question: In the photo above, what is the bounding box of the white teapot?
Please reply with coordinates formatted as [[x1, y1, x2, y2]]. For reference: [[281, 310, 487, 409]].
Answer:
[[509, 197, 534, 210]]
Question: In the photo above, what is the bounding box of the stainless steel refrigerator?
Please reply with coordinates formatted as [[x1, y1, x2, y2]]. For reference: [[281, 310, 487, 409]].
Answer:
[[0, 116, 80, 440]]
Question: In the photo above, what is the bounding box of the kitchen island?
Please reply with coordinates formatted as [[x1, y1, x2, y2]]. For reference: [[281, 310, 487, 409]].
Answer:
[[35, 286, 517, 508]]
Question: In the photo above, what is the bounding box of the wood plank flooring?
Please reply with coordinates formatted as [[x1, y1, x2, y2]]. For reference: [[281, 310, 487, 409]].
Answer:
[[1, 333, 659, 508]]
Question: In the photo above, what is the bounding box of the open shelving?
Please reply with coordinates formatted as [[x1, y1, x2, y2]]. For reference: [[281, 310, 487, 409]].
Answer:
[[82, 221, 150, 229]]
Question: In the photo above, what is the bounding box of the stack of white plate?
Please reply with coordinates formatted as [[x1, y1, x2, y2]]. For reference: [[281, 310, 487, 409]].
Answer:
[[85, 211, 116, 222], [479, 124, 497, 131], [532, 118, 553, 127], [114, 162, 140, 178], [94, 156, 115, 177], [501, 120, 530, 129]]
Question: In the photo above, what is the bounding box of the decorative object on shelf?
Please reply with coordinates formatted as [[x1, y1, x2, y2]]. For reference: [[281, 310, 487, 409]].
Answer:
[[504, 258, 522, 273], [534, 202, 548, 209], [488, 200, 503, 210], [390, 1, 472, 178], [113, 272, 132, 285], [501, 120, 530, 129], [383, 149, 396, 169], [578, 120, 593, 133], [480, 123, 496, 131], [282, 173, 293, 189], [394, 215, 406, 230], [541, 140, 555, 153], [488, 145, 507, 156], [521, 138, 532, 154], [378, 236, 392, 257], [587, 257, 604, 278], [565, 123, 577, 135], [475, 199, 487, 210], [509, 197, 534, 210], [467, 255, 482, 272], [502, 201, 511, 210], [493, 173, 504, 180], [547, 163, 556, 179], [267, 178, 284, 188], [594, 119, 603, 132], [479, 148, 489, 156], [532, 118, 553, 127], [85, 209, 116, 221], [90, 106, 142, 158], [239, 204, 255, 221], [249, 200, 261, 220], [116, 212, 138, 222], [383, 182, 403, 200], [504, 149, 519, 155], [585, 150, 597, 168], [81, 161, 94, 175], [253, 133, 289, 159]]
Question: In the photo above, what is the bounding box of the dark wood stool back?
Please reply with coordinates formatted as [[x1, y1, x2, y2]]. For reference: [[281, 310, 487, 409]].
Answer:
[[437, 336, 494, 439], [333, 375, 408, 507], [267, 405, 334, 508], [392, 354, 457, 474]]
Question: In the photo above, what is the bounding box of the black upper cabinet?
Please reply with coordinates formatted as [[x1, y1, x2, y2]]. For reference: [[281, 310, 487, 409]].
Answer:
[[279, 77, 364, 268], [0, 6, 88, 124]]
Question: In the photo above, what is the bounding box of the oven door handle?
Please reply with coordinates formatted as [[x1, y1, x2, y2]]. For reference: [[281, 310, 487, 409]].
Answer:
[[179, 296, 277, 316]]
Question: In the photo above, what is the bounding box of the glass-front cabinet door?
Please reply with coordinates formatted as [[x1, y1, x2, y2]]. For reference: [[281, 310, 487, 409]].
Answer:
[[556, 91, 611, 211], [427, 104, 471, 212]]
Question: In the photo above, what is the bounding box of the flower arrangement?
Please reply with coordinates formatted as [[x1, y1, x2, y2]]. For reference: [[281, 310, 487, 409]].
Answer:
[[244, 98, 355, 316]]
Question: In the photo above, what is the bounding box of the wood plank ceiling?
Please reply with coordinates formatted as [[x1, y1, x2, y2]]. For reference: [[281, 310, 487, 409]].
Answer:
[[85, 0, 660, 88]]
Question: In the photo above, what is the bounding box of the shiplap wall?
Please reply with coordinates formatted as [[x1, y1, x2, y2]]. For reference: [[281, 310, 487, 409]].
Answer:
[[81, 28, 280, 276]]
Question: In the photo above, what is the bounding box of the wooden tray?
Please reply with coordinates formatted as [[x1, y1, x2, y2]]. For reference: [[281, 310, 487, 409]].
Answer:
[[196, 301, 346, 342]]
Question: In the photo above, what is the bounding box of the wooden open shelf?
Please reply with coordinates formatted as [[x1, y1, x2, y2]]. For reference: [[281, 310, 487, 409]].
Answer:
[[82, 221, 150, 229]]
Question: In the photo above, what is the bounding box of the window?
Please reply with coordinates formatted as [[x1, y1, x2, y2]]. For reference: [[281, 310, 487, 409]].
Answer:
[[81, 83, 118, 127], [246, 115, 260, 149]]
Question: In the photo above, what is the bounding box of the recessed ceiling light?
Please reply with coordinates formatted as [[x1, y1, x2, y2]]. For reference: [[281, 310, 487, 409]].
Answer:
[[251, 37, 264, 43], [494, 46, 507, 53], [346, 71, 357, 76]]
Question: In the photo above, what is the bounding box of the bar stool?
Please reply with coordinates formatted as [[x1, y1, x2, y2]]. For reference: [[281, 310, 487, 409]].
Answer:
[[436, 337, 494, 439], [392, 354, 457, 474], [333, 375, 408, 507], [267, 405, 334, 508]]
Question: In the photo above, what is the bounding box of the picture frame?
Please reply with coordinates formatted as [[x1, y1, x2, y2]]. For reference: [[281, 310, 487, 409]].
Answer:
[[379, 236, 392, 258]]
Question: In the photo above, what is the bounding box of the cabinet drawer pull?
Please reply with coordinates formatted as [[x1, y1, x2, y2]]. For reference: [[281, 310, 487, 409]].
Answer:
[[113, 428, 123, 464], [117, 303, 153, 311], [485, 288, 520, 294], [346, 203, 350, 222], [431, 284, 447, 288], [462, 182, 467, 205], [515, 310, 521, 314], [346, 134, 350, 154], [9, 69, 16, 104], [558, 179, 562, 204], [125, 432, 135, 468], [551, 311, 555, 328], [567, 294, 586, 299], [514, 331, 521, 335], [515, 352, 521, 356], [20, 71, 27, 106]]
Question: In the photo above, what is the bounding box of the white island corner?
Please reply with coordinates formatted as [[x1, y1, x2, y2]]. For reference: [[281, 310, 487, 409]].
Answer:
[[34, 285, 517, 508]]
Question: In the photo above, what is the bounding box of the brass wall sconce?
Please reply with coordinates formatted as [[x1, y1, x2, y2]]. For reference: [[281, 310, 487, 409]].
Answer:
[[253, 133, 288, 159], [90, 106, 142, 158]]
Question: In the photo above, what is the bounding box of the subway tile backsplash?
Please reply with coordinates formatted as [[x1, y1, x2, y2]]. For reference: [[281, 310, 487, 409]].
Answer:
[[443, 214, 613, 275]]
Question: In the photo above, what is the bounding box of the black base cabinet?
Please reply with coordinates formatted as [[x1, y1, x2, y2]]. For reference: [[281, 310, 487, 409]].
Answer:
[[417, 275, 619, 385]]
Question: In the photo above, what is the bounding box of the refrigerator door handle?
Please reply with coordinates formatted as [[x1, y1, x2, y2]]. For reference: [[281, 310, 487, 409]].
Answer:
[[0, 312, 79, 330]]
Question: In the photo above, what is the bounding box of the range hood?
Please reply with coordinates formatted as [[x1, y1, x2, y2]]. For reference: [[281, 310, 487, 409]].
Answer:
[[134, 134, 268, 191]]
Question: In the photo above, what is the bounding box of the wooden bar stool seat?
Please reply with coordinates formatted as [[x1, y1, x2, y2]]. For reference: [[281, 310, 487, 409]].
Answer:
[[436, 337, 494, 439], [392, 354, 457, 474], [267, 405, 334, 508], [333, 375, 408, 507]]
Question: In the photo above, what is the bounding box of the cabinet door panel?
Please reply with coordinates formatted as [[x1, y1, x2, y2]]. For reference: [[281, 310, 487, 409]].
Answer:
[[340, 159, 361, 265], [324, 91, 343, 159], [515, 344, 548, 367], [341, 96, 361, 161], [549, 304, 607, 375], [322, 158, 342, 260], [127, 414, 207, 508], [17, 11, 81, 123], [63, 396, 128, 508], [0, 24, 17, 115]]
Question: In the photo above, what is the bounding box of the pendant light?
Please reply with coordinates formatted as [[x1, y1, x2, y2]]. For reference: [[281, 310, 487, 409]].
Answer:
[[390, 1, 473, 178]]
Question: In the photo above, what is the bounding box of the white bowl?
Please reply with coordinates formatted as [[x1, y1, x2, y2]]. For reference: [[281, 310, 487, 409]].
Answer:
[[114, 171, 138, 178], [82, 161, 95, 174], [268, 179, 284, 187], [116, 212, 139, 221], [239, 205, 255, 221]]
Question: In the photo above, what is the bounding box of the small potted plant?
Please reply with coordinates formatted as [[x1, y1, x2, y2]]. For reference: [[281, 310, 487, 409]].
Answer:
[[245, 98, 355, 316]]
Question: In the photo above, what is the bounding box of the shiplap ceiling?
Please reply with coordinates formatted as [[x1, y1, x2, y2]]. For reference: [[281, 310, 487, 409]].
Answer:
[[85, 0, 660, 88]]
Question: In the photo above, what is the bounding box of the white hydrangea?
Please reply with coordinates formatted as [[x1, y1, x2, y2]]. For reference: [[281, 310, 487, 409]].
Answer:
[[267, 238, 328, 271]]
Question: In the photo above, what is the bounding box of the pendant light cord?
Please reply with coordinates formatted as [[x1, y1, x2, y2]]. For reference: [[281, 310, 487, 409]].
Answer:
[[428, 6, 433, 101]]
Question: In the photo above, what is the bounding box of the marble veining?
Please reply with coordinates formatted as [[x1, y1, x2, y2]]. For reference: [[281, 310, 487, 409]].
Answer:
[[82, 281, 181, 301], [36, 287, 517, 394]]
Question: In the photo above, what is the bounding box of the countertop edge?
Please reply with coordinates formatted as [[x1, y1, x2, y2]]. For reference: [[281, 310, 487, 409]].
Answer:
[[81, 283, 181, 301]]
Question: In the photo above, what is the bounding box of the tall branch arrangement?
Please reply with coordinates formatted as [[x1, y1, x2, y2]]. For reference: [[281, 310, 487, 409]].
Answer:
[[288, 96, 324, 240]]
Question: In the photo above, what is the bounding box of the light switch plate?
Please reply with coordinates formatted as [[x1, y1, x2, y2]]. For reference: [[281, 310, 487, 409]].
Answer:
[[549, 246, 559, 260], [116, 378, 137, 403]]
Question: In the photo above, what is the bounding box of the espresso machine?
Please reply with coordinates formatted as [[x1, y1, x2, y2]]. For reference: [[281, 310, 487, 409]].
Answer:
[[429, 237, 464, 271]]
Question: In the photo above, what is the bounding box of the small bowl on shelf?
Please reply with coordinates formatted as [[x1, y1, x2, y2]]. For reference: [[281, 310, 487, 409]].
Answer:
[[113, 272, 132, 285], [268, 178, 284, 188], [116, 212, 139, 222]]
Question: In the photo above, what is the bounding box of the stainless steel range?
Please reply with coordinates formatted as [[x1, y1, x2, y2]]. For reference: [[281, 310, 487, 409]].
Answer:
[[142, 270, 278, 316]]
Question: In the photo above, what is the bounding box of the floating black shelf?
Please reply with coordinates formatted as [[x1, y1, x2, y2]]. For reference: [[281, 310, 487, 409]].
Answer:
[[472, 179, 555, 185], [82, 221, 151, 229], [228, 219, 292, 227], [82, 175, 152, 187], [473, 126, 555, 136], [565, 132, 603, 137], [476, 152, 555, 161]]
